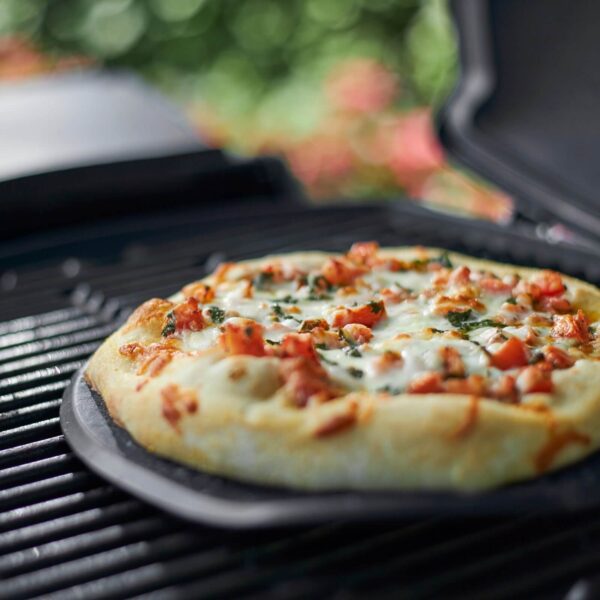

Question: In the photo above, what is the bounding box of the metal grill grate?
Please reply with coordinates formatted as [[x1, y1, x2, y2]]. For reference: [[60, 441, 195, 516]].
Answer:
[[1, 204, 600, 599]]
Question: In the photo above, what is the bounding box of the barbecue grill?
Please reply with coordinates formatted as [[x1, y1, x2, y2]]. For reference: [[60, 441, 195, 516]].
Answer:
[[2, 0, 600, 598]]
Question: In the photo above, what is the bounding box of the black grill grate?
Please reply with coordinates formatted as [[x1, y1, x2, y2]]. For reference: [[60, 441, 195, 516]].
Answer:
[[1, 203, 600, 599]]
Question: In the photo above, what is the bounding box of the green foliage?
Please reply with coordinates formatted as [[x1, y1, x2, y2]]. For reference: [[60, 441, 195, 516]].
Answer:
[[0, 0, 457, 128]]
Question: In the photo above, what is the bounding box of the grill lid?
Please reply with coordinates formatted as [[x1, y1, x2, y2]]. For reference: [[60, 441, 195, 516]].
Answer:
[[438, 0, 600, 240]]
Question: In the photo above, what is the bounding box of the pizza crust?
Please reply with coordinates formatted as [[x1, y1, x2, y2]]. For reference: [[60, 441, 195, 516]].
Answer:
[[86, 248, 600, 491]]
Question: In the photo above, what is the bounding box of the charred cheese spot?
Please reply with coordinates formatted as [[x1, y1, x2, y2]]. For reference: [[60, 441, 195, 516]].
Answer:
[[124, 298, 174, 334], [535, 429, 590, 473], [313, 405, 358, 438], [228, 364, 247, 381], [451, 396, 480, 439], [161, 384, 199, 431]]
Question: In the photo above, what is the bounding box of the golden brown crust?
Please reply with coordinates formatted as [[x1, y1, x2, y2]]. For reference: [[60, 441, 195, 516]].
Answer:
[[86, 247, 600, 491]]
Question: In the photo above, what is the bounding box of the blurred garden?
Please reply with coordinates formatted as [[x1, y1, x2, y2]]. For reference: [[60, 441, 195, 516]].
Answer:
[[0, 0, 512, 221]]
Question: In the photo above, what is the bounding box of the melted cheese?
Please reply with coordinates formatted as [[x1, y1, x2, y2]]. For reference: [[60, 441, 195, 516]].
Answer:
[[178, 254, 584, 395]]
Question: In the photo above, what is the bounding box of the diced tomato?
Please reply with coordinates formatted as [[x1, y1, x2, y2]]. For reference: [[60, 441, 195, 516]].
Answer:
[[347, 241, 379, 265], [299, 318, 329, 332], [257, 262, 291, 284], [372, 350, 403, 373], [119, 342, 146, 360], [182, 282, 215, 303], [218, 319, 266, 356], [279, 357, 338, 407], [517, 366, 553, 394], [431, 270, 450, 288], [213, 262, 235, 284], [331, 300, 387, 328], [384, 258, 411, 272], [479, 276, 513, 294], [379, 287, 412, 303], [171, 298, 205, 332], [321, 257, 366, 286], [277, 333, 319, 364], [512, 280, 542, 302], [449, 265, 471, 287], [532, 270, 565, 297], [490, 337, 529, 370], [444, 375, 486, 395], [488, 374, 518, 402], [341, 323, 373, 345], [539, 296, 572, 314], [552, 309, 590, 343], [543, 345, 575, 369], [309, 327, 343, 349], [408, 372, 444, 393], [439, 346, 465, 378]]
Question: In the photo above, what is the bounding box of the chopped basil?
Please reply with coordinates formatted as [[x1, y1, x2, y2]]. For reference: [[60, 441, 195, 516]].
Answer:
[[315, 343, 328, 350], [279, 294, 298, 304], [368, 300, 384, 314], [161, 311, 176, 337], [272, 303, 301, 323], [271, 304, 286, 320], [437, 251, 453, 269], [346, 347, 362, 358], [309, 274, 333, 293], [254, 271, 274, 289], [505, 296, 517, 305], [460, 319, 507, 333], [318, 351, 338, 366], [307, 293, 332, 301], [207, 305, 225, 324], [265, 339, 280, 345], [529, 352, 545, 364], [378, 385, 402, 395], [347, 367, 364, 378], [446, 309, 473, 328]]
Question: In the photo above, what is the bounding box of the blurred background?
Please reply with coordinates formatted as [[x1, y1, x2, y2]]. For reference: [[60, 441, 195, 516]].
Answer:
[[0, 0, 512, 222]]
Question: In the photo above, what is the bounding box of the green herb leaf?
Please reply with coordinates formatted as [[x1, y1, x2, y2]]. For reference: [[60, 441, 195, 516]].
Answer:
[[161, 311, 176, 337], [279, 294, 298, 304], [347, 366, 364, 378], [346, 347, 362, 357], [368, 300, 384, 314], [460, 319, 507, 333], [271, 304, 285, 319], [446, 309, 473, 327], [437, 251, 453, 268], [207, 305, 225, 324], [317, 351, 338, 366], [378, 385, 401, 395], [265, 339, 281, 345], [254, 271, 274, 290], [505, 297, 517, 305], [309, 274, 332, 293]]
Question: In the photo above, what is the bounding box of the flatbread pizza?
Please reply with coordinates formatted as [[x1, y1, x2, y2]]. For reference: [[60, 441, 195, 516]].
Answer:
[[86, 243, 600, 491]]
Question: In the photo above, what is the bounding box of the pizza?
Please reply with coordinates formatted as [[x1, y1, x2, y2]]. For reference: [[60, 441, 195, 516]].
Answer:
[[85, 243, 600, 491]]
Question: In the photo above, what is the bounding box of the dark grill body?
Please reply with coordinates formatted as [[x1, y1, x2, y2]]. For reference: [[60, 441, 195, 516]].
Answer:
[[2, 202, 600, 600]]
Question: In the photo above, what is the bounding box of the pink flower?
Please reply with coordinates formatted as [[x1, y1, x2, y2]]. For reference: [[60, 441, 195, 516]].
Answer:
[[384, 108, 445, 194], [326, 59, 398, 115], [418, 168, 513, 223], [286, 134, 355, 197]]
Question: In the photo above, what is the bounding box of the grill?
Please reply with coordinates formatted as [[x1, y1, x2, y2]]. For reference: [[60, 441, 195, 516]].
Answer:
[[1, 202, 600, 599]]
